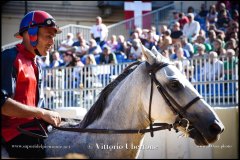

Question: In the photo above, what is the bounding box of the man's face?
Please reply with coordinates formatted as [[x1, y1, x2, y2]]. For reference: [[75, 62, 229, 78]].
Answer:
[[96, 18, 102, 25], [103, 48, 109, 55], [36, 27, 56, 56], [187, 16, 192, 22]]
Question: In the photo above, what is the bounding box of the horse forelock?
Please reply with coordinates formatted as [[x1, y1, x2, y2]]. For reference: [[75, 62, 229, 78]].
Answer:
[[79, 61, 142, 128]]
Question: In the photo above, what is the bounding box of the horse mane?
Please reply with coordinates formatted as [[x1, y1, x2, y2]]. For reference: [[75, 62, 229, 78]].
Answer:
[[79, 61, 142, 128]]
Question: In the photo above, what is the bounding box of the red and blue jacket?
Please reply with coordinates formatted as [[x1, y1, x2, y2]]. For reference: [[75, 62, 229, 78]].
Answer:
[[1, 44, 45, 142]]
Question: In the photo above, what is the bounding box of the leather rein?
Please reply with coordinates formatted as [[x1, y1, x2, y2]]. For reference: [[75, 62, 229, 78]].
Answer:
[[18, 61, 202, 138]]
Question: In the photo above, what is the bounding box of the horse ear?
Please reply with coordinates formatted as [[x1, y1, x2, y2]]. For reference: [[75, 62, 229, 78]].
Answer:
[[151, 46, 165, 62], [140, 43, 156, 64], [151, 46, 159, 56]]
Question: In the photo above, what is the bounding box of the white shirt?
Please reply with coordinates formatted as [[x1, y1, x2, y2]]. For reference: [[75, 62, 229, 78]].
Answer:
[[90, 24, 108, 41], [182, 20, 200, 41], [175, 57, 190, 73], [130, 46, 142, 60], [201, 59, 224, 81], [58, 39, 74, 52]]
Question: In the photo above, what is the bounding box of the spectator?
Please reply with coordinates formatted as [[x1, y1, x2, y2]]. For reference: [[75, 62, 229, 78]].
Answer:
[[216, 31, 226, 42], [49, 51, 63, 68], [161, 49, 170, 59], [193, 44, 208, 59], [87, 39, 102, 55], [194, 35, 212, 53], [232, 9, 239, 22], [90, 16, 108, 48], [150, 26, 160, 42], [158, 29, 172, 52], [224, 49, 238, 80], [213, 39, 226, 57], [86, 54, 97, 66], [60, 52, 69, 67], [216, 2, 232, 20], [144, 30, 157, 50], [196, 4, 208, 31], [37, 56, 50, 69], [182, 13, 200, 42], [229, 31, 238, 42], [107, 35, 118, 53], [135, 27, 144, 40], [127, 32, 140, 44], [168, 11, 179, 31], [115, 35, 127, 56], [72, 33, 89, 58], [205, 30, 216, 47], [225, 21, 239, 41], [178, 12, 189, 29], [187, 6, 197, 17], [197, 3, 209, 19], [174, 48, 190, 73], [206, 4, 218, 24], [159, 25, 168, 36], [82, 54, 99, 90], [129, 39, 144, 61], [201, 51, 224, 81], [216, 10, 231, 31], [99, 46, 117, 64], [63, 51, 84, 67], [180, 36, 193, 58], [170, 22, 183, 44], [199, 29, 206, 37], [58, 33, 74, 54], [225, 38, 237, 50], [72, 32, 84, 47]]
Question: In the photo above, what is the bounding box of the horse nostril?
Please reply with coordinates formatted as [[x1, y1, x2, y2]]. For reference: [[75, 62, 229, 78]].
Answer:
[[209, 122, 223, 135]]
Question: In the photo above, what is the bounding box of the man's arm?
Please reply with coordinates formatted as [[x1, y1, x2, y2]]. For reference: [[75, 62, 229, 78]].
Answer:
[[1, 98, 61, 127]]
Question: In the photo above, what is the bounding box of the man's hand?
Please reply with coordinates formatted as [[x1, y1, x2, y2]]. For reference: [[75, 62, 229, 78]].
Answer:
[[40, 110, 61, 127]]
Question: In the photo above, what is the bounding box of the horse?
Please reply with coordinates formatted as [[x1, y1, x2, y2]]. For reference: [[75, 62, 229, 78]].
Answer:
[[2, 45, 224, 159]]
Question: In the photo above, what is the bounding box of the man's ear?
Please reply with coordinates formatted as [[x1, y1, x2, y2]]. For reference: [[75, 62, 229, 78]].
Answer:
[[140, 43, 156, 65]]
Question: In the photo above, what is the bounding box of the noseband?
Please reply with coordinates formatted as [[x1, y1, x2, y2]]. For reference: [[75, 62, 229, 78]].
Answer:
[[146, 62, 202, 137]]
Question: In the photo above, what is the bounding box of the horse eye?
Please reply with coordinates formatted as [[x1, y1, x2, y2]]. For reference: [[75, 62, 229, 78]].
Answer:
[[169, 80, 181, 89]]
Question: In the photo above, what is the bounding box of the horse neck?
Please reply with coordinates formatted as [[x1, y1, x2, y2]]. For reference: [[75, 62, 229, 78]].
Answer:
[[86, 64, 150, 158], [90, 64, 150, 130]]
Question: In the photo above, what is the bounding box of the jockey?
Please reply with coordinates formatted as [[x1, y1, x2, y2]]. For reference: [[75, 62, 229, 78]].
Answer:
[[1, 10, 62, 158]]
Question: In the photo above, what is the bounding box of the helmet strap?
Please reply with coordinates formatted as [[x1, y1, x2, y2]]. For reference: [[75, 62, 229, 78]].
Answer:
[[34, 47, 42, 57]]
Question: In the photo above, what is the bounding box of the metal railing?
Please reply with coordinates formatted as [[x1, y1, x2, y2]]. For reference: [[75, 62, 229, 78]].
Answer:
[[43, 56, 238, 110]]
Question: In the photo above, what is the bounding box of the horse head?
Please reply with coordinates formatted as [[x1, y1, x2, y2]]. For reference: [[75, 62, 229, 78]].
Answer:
[[141, 45, 224, 146]]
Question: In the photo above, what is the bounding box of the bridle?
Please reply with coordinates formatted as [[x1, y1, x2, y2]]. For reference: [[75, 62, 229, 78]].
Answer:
[[17, 61, 202, 138], [146, 62, 203, 137]]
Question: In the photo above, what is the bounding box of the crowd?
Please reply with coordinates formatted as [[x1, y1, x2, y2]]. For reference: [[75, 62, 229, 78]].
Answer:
[[38, 1, 238, 84]]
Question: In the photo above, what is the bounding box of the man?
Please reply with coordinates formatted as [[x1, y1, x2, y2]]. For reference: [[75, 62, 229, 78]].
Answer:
[[58, 32, 74, 54], [168, 11, 179, 31], [100, 46, 117, 64], [201, 51, 224, 81], [182, 13, 200, 43], [1, 10, 62, 158], [90, 16, 108, 48], [170, 22, 183, 44]]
